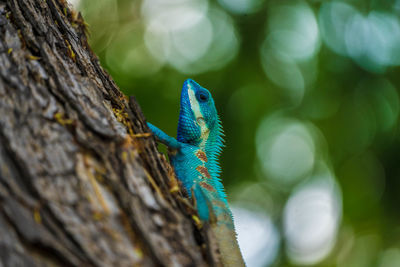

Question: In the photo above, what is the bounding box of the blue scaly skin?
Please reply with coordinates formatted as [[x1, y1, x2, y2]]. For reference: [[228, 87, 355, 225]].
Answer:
[[147, 79, 245, 266]]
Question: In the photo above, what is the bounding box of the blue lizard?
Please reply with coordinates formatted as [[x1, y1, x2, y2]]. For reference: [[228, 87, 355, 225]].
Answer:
[[147, 79, 245, 266]]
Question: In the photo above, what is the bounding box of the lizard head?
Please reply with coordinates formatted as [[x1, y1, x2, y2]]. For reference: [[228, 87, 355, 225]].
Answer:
[[177, 79, 218, 145]]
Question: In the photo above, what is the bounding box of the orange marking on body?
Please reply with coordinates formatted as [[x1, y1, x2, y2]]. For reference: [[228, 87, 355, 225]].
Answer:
[[196, 150, 208, 162], [200, 181, 215, 192], [196, 166, 211, 179]]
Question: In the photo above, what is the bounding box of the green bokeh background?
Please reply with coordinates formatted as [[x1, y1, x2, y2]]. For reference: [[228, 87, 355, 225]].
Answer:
[[74, 0, 400, 266]]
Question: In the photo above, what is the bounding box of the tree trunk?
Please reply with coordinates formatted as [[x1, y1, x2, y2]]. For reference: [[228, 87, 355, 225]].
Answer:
[[0, 0, 220, 266]]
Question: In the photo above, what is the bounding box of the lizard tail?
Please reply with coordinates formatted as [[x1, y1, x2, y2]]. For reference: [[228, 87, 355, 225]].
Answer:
[[194, 183, 246, 266], [212, 221, 246, 267]]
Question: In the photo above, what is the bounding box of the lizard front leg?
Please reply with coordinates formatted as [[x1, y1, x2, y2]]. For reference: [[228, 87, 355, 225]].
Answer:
[[147, 122, 181, 150]]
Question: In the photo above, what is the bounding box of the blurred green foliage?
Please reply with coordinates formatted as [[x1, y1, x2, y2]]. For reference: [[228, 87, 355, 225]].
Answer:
[[74, 0, 400, 266]]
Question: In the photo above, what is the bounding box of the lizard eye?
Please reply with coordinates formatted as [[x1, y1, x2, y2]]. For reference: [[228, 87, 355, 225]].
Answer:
[[197, 91, 208, 102]]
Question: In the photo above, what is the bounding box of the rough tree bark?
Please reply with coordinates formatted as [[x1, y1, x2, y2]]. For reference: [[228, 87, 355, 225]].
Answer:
[[0, 0, 221, 266]]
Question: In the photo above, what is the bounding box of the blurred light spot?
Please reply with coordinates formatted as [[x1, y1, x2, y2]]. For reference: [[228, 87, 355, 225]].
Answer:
[[143, 1, 239, 74], [218, 0, 264, 14], [319, 2, 358, 56], [121, 43, 164, 77], [344, 12, 380, 72], [145, 14, 213, 64], [172, 19, 213, 61], [261, 2, 319, 102], [143, 0, 210, 64], [345, 11, 400, 71], [284, 176, 342, 265], [232, 207, 280, 267], [379, 248, 400, 267], [320, 2, 400, 71], [196, 7, 239, 72], [141, 0, 209, 31], [105, 26, 163, 78], [68, 0, 80, 7], [367, 12, 400, 66], [260, 47, 305, 102], [268, 2, 320, 61], [256, 116, 315, 185]]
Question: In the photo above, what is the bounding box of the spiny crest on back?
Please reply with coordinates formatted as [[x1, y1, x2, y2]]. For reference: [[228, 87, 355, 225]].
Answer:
[[206, 116, 227, 201], [205, 116, 224, 173]]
